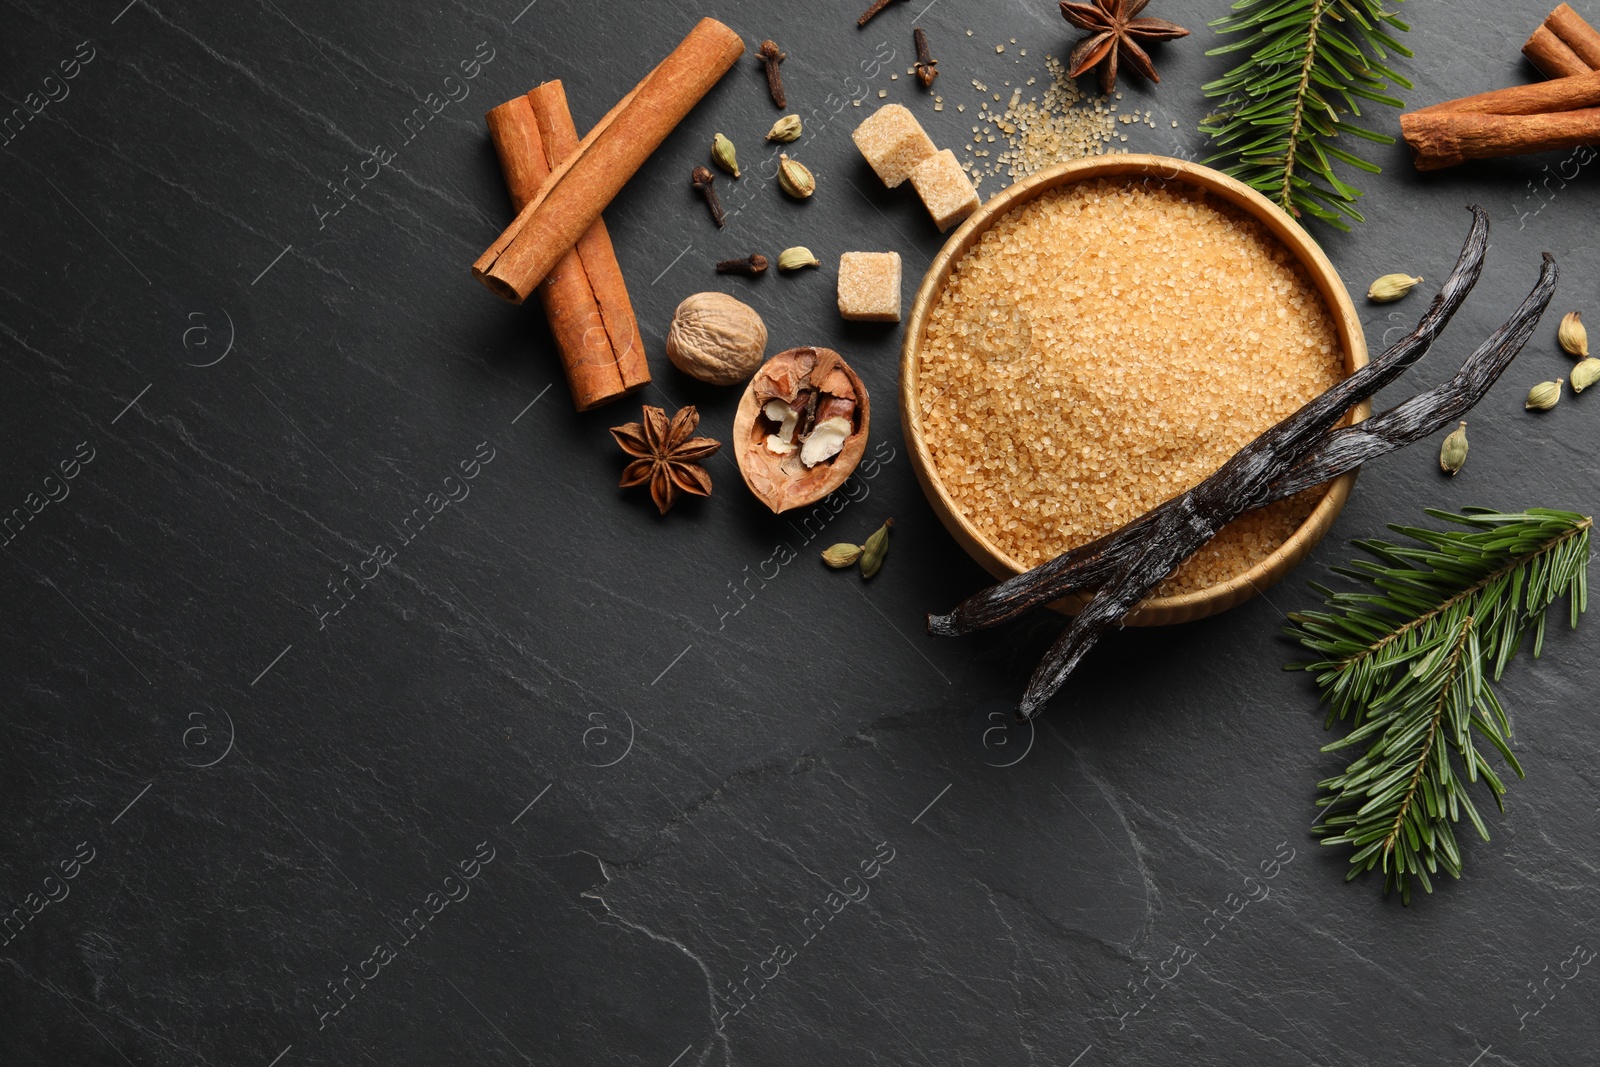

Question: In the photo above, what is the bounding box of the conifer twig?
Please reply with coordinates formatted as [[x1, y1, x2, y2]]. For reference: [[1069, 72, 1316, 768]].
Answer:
[[1200, 0, 1414, 231], [1289, 509, 1591, 902]]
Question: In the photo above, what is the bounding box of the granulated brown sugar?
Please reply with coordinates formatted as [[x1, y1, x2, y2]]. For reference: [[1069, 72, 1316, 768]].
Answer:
[[917, 177, 1346, 596], [960, 57, 1137, 193]]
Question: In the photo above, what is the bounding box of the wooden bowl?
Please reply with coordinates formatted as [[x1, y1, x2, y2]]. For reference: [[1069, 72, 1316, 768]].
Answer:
[[900, 154, 1369, 626]]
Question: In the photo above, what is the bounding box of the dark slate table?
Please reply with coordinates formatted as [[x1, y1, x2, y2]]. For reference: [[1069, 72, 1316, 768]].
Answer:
[[4, 1, 1596, 1064]]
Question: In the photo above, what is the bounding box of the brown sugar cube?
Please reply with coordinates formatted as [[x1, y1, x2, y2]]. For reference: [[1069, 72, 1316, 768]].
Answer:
[[837, 252, 902, 322], [910, 149, 980, 232], [852, 104, 937, 188]]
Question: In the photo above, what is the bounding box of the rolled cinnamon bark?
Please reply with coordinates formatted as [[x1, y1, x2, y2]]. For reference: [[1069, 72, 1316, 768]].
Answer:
[[485, 93, 648, 411], [1400, 106, 1600, 170], [486, 96, 548, 212], [474, 18, 745, 304], [527, 82, 650, 398], [1548, 3, 1600, 68], [1524, 24, 1592, 78], [1413, 67, 1600, 116]]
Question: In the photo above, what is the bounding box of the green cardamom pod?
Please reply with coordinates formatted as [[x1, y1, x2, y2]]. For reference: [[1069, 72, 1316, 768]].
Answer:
[[1526, 379, 1563, 411], [859, 518, 894, 579], [712, 132, 740, 178], [766, 115, 803, 143], [1439, 421, 1468, 476], [777, 246, 820, 272], [1570, 358, 1600, 394], [1560, 311, 1589, 358], [1367, 273, 1423, 303], [777, 154, 815, 199], [821, 543, 863, 568]]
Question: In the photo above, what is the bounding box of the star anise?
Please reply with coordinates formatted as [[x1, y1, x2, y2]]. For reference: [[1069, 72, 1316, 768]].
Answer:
[[1060, 0, 1189, 94], [609, 404, 721, 515]]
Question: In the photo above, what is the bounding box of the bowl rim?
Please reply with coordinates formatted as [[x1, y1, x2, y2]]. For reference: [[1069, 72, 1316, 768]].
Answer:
[[898, 153, 1370, 625]]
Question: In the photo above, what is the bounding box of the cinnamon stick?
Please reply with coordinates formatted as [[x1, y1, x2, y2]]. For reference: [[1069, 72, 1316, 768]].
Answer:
[[526, 82, 650, 400], [1548, 3, 1600, 68], [1525, 25, 1592, 78], [1413, 67, 1600, 116], [486, 96, 548, 213], [474, 18, 744, 304], [1408, 4, 1600, 169], [486, 89, 649, 411], [1400, 107, 1600, 170]]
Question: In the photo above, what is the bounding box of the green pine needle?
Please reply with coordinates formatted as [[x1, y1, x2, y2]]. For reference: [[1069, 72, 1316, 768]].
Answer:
[[1286, 509, 1591, 903], [1199, 0, 1414, 232]]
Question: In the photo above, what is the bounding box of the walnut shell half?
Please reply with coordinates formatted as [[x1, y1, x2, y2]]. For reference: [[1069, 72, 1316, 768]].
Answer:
[[733, 347, 871, 513]]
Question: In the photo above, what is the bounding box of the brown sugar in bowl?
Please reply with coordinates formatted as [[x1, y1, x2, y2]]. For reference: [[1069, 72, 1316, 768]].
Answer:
[[900, 155, 1370, 626]]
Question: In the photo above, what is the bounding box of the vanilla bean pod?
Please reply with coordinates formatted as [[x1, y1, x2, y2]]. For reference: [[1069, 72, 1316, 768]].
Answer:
[[927, 207, 1494, 640], [1266, 254, 1559, 501], [1015, 251, 1559, 719]]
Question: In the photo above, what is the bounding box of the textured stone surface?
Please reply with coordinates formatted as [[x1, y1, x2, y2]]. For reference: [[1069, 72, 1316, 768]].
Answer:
[[2, 1, 1597, 1065]]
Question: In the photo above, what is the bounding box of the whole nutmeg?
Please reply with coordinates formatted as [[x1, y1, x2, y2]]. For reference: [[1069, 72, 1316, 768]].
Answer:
[[665, 292, 768, 386]]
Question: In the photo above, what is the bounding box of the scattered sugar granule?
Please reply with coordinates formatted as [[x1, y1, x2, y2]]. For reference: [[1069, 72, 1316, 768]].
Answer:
[[961, 54, 1118, 185]]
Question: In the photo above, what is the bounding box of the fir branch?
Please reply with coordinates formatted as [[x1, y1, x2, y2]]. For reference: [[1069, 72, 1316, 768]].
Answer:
[[1200, 0, 1414, 231], [1287, 509, 1591, 902]]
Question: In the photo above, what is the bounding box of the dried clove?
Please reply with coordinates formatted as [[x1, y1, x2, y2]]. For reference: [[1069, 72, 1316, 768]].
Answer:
[[757, 39, 788, 108], [691, 166, 725, 229], [717, 254, 769, 277], [913, 28, 938, 88], [857, 0, 909, 29]]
